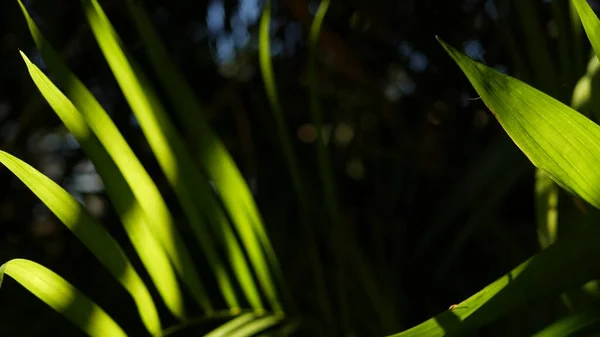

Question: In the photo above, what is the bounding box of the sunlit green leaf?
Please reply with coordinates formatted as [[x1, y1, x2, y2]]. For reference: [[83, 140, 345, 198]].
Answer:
[[572, 0, 600, 63], [438, 37, 600, 210], [122, 0, 283, 311], [571, 56, 600, 114], [570, 0, 586, 77], [572, 2, 600, 121], [390, 223, 600, 336], [204, 314, 258, 337], [0, 259, 127, 337], [228, 315, 282, 337], [535, 169, 559, 249], [17, 0, 210, 313], [81, 0, 245, 311], [19, 48, 186, 322], [534, 301, 600, 336], [390, 37, 600, 337], [0, 153, 160, 335], [257, 320, 301, 337], [204, 313, 283, 337]]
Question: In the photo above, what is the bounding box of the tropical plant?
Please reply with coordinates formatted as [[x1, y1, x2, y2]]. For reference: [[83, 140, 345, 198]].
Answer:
[[5, 0, 600, 336], [2, 0, 287, 336], [393, 0, 600, 335]]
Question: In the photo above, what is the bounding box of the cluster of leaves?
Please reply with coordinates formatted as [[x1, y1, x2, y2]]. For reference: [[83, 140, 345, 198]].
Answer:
[[5, 0, 600, 336]]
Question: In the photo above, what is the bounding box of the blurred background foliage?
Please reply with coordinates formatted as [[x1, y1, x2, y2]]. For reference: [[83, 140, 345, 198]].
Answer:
[[1, 0, 599, 336]]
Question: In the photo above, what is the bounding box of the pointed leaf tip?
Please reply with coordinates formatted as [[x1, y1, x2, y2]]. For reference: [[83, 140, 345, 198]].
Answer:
[[439, 38, 600, 209]]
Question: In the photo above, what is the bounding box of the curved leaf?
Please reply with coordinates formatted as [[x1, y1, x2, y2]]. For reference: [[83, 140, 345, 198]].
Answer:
[[204, 314, 258, 337], [534, 301, 600, 336], [390, 222, 600, 336], [0, 259, 127, 337], [0, 152, 161, 335], [228, 315, 282, 337], [18, 49, 186, 321], [259, 0, 329, 319], [16, 0, 209, 313], [121, 0, 283, 311], [572, 0, 600, 63], [81, 0, 253, 311], [438, 36, 600, 209], [204, 313, 283, 337]]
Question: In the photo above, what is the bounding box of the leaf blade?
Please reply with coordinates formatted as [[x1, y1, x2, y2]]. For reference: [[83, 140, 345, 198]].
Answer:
[[534, 301, 600, 336], [438, 36, 600, 209], [17, 0, 210, 313], [0, 152, 161, 335], [572, 0, 600, 63], [80, 0, 246, 311], [390, 223, 600, 336], [1, 259, 127, 337], [122, 0, 284, 311], [18, 48, 186, 321]]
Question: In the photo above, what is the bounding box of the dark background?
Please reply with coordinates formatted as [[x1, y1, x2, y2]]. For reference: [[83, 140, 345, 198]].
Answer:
[[0, 0, 591, 336]]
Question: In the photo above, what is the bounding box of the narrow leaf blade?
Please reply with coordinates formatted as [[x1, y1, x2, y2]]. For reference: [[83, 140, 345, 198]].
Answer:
[[18, 49, 186, 320], [228, 315, 283, 337], [438, 36, 600, 209], [17, 0, 209, 314], [1, 259, 127, 337], [534, 301, 600, 336], [0, 152, 161, 335], [390, 223, 600, 336], [123, 0, 283, 311], [572, 0, 600, 63], [81, 0, 245, 311], [204, 314, 258, 337]]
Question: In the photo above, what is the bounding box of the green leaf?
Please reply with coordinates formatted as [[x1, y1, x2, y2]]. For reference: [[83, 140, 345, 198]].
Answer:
[[513, 0, 560, 97], [571, 55, 600, 115], [570, 0, 587, 77], [308, 0, 337, 225], [259, 0, 302, 194], [121, 0, 284, 311], [204, 314, 258, 337], [0, 152, 160, 335], [572, 0, 600, 63], [257, 320, 301, 337], [0, 259, 127, 337], [438, 36, 600, 210], [259, 0, 329, 319], [307, 0, 350, 329], [18, 49, 186, 322], [204, 313, 283, 337], [390, 37, 600, 337], [228, 315, 282, 337], [81, 0, 251, 311], [535, 169, 559, 249], [550, 0, 575, 90], [534, 301, 600, 336], [17, 0, 210, 313], [390, 223, 600, 336]]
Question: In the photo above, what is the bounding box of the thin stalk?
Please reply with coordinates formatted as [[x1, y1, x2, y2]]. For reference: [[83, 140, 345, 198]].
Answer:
[[258, 0, 331, 323], [307, 0, 350, 333], [513, 0, 560, 97], [550, 0, 574, 89]]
